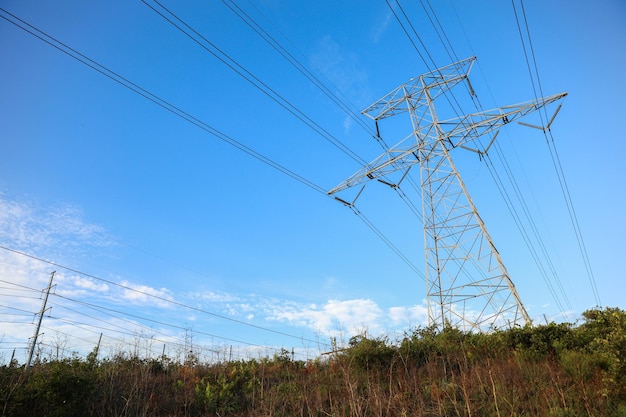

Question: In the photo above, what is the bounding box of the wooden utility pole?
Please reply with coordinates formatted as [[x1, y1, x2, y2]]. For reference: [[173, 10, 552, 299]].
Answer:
[[93, 332, 103, 360], [26, 271, 55, 369]]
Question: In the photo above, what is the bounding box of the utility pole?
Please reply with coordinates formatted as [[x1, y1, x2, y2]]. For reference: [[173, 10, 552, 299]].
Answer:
[[93, 332, 103, 360], [26, 271, 55, 369]]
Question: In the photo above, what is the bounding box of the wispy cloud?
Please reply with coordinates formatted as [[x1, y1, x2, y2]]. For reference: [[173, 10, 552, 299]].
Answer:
[[71, 275, 110, 292], [0, 193, 438, 360], [0, 193, 111, 251], [0, 193, 184, 361], [120, 280, 174, 307], [372, 12, 393, 44], [309, 36, 372, 131], [195, 290, 241, 303], [52, 273, 111, 298], [0, 192, 118, 300]]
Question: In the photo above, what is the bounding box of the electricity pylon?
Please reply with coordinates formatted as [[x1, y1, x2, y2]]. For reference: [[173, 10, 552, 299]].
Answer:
[[329, 57, 566, 331]]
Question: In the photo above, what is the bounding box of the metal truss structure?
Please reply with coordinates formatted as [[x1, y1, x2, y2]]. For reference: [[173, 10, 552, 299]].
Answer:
[[329, 57, 567, 331]]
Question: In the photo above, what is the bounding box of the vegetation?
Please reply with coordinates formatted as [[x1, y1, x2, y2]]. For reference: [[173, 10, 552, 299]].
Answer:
[[2, 307, 625, 416]]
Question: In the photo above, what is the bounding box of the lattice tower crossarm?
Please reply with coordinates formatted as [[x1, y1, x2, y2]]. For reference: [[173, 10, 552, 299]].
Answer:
[[329, 57, 567, 331]]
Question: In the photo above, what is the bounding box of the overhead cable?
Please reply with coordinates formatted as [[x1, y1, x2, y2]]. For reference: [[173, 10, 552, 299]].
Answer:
[[142, 0, 367, 166], [511, 0, 601, 306], [387, 0, 574, 313], [0, 7, 428, 319], [420, 0, 573, 312], [0, 7, 327, 197], [0, 244, 327, 347], [219, 0, 381, 143]]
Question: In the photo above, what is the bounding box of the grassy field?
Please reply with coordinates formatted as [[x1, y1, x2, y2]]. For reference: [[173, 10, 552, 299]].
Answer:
[[2, 307, 625, 416]]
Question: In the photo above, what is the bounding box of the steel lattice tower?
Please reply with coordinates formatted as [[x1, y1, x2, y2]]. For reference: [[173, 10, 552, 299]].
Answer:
[[329, 57, 566, 331]]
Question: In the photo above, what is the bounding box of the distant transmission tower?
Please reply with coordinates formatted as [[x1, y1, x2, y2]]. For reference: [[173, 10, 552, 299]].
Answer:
[[329, 57, 566, 331]]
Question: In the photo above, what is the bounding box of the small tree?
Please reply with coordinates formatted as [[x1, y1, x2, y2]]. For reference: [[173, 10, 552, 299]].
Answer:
[[577, 307, 626, 398]]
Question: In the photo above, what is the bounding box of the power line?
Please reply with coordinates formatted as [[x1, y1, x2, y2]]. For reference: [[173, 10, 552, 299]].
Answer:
[[49, 295, 266, 351], [0, 7, 327, 197], [219, 0, 380, 143], [0, 7, 425, 275], [385, 1, 472, 125], [3, 8, 424, 302], [490, 144, 572, 310], [481, 153, 566, 313], [0, 278, 43, 293], [378, 0, 578, 319], [545, 130, 601, 306], [0, 269, 315, 360], [360, 4, 504, 299], [420, 0, 459, 64], [0, 7, 441, 328], [385, 0, 432, 71], [49, 297, 242, 357], [43, 301, 241, 358], [142, 0, 367, 166], [49, 300, 173, 340], [511, 0, 601, 306], [2, 234, 423, 346], [521, 0, 600, 305], [349, 206, 424, 281], [0, 304, 37, 315], [417, 0, 575, 314], [0, 244, 327, 348]]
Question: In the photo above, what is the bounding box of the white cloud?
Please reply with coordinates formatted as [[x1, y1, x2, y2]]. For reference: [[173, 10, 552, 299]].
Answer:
[[71, 276, 110, 292], [0, 194, 191, 362], [0, 250, 52, 311], [52, 274, 110, 298], [0, 194, 550, 361], [0, 194, 116, 314], [265, 298, 384, 337], [120, 280, 174, 307], [46, 205, 111, 247], [388, 304, 429, 327], [0, 192, 112, 253], [189, 289, 432, 341], [195, 290, 241, 303], [0, 197, 48, 249]]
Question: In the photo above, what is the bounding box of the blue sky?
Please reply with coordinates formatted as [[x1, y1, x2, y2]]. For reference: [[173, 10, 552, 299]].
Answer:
[[1, 0, 625, 362]]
